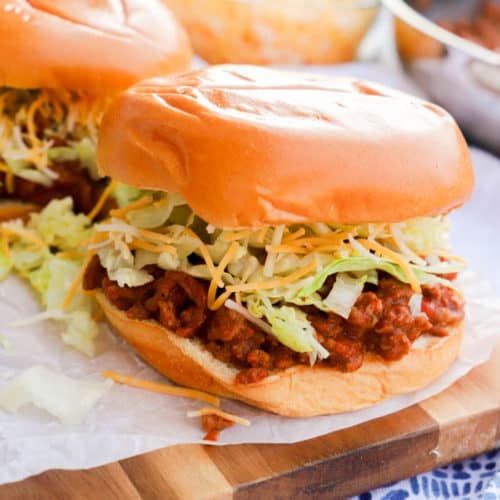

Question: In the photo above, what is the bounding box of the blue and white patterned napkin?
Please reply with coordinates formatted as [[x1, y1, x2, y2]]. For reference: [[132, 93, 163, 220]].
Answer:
[[355, 449, 499, 499]]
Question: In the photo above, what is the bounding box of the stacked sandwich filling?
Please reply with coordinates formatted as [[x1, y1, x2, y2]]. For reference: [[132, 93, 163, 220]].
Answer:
[[83, 191, 465, 384], [0, 87, 112, 215], [0, 184, 147, 356]]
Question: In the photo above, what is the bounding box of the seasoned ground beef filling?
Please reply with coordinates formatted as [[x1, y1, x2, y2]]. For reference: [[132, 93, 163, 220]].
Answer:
[[83, 257, 464, 384], [0, 161, 114, 216]]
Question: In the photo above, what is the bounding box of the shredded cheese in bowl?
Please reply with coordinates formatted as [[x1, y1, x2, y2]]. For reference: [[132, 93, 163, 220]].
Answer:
[[163, 0, 379, 64]]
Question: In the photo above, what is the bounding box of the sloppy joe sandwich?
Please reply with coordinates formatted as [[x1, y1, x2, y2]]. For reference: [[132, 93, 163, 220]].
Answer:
[[0, 0, 191, 220], [83, 65, 474, 416]]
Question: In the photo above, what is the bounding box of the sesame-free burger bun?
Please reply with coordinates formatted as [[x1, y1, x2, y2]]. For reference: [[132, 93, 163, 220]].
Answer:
[[0, 0, 192, 93], [97, 291, 464, 417], [97, 65, 474, 228]]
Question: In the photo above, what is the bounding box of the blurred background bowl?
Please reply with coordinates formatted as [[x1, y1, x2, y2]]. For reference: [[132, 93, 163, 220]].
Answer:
[[390, 0, 500, 154], [162, 0, 379, 65]]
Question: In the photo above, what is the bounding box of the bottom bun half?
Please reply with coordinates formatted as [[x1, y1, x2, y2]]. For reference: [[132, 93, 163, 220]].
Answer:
[[0, 201, 39, 222], [97, 292, 463, 417]]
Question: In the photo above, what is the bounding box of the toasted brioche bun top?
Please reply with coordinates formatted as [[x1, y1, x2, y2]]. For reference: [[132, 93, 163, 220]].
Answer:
[[0, 0, 192, 93], [97, 65, 474, 228]]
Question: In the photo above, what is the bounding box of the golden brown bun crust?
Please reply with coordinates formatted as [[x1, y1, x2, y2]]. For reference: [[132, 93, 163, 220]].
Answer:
[[97, 65, 474, 228], [0, 201, 39, 221], [0, 0, 192, 93], [97, 292, 464, 417]]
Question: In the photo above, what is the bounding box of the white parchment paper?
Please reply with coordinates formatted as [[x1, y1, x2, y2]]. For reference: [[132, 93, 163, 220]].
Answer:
[[0, 48, 500, 483], [0, 147, 499, 484]]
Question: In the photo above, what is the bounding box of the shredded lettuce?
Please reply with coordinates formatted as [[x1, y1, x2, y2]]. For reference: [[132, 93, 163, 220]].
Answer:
[[97, 246, 154, 288], [113, 183, 148, 208], [0, 365, 112, 425], [62, 311, 100, 357], [108, 267, 154, 288], [0, 250, 12, 281], [362, 269, 378, 285], [126, 204, 173, 229], [48, 138, 99, 180], [15, 168, 53, 187], [43, 258, 89, 311], [1, 198, 100, 356], [75, 137, 99, 180], [249, 298, 329, 362], [48, 145, 79, 162], [134, 249, 160, 269], [158, 251, 180, 271], [401, 217, 450, 253], [28, 198, 91, 250], [287, 293, 332, 313], [409, 293, 424, 318], [324, 273, 367, 319], [298, 256, 453, 298], [91, 192, 464, 361], [173, 231, 199, 259], [125, 193, 186, 229], [23, 257, 98, 356], [10, 245, 48, 273], [4, 158, 30, 176], [0, 88, 105, 186]]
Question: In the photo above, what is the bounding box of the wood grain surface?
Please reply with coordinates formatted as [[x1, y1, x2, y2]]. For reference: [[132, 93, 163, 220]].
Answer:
[[2, 342, 499, 500]]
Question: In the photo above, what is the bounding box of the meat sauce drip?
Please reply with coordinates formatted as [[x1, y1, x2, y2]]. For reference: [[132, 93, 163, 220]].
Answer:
[[84, 258, 464, 384], [0, 161, 115, 216], [201, 414, 235, 441]]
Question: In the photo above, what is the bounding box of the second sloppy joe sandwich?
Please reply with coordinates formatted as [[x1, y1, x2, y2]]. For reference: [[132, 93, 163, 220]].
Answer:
[[83, 65, 474, 417], [0, 0, 191, 220]]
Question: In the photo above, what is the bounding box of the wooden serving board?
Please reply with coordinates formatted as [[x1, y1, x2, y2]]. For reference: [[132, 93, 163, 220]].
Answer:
[[2, 341, 499, 500]]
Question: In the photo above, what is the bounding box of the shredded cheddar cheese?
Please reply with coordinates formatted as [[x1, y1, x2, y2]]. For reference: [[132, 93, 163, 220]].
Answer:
[[26, 95, 44, 149], [184, 227, 217, 277], [57, 250, 85, 260], [187, 407, 250, 427], [0, 162, 14, 193], [282, 227, 305, 243], [209, 289, 234, 311], [227, 259, 318, 294], [0, 225, 46, 247], [1, 236, 11, 258], [62, 229, 100, 309], [103, 371, 221, 407], [89, 182, 461, 347], [266, 244, 308, 254], [207, 241, 240, 309], [90, 191, 462, 364], [62, 250, 96, 310], [109, 195, 154, 218], [263, 225, 284, 277], [223, 229, 252, 242], [255, 226, 268, 243], [130, 238, 176, 255], [0, 88, 108, 188], [287, 230, 354, 249], [137, 228, 175, 245], [358, 239, 421, 293], [314, 243, 350, 254], [87, 180, 117, 221]]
